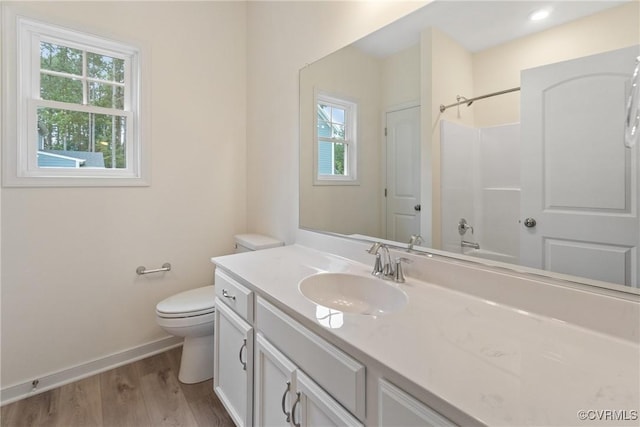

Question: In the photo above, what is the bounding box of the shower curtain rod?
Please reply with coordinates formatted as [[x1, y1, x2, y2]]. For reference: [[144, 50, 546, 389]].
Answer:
[[439, 86, 521, 113]]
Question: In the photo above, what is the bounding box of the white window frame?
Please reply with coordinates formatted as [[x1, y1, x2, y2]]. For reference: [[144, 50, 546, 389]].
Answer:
[[2, 9, 149, 187], [314, 90, 358, 185]]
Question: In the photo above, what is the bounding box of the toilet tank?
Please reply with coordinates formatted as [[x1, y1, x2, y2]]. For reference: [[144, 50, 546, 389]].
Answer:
[[234, 233, 284, 253]]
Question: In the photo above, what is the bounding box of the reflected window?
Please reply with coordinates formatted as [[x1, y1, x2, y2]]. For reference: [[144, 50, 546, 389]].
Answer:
[[315, 305, 344, 329], [315, 92, 357, 184]]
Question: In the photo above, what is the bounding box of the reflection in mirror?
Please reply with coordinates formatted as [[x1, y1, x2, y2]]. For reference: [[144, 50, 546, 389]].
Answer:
[[299, 0, 640, 291]]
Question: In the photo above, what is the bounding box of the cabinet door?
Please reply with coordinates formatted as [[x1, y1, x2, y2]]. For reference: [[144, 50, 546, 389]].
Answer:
[[293, 370, 363, 427], [254, 333, 297, 426], [379, 379, 457, 427], [214, 298, 254, 427]]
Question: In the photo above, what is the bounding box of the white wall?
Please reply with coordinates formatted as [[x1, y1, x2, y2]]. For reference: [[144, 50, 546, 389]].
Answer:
[[1, 1, 247, 388], [381, 43, 421, 109], [246, 1, 428, 244]]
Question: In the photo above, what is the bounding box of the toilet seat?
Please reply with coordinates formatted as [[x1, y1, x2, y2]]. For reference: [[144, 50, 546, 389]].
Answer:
[[156, 285, 215, 319]]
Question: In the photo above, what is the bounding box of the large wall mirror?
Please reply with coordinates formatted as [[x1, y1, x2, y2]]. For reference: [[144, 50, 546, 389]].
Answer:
[[300, 0, 640, 293]]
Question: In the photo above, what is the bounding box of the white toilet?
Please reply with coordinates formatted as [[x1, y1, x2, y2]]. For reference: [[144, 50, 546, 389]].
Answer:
[[155, 233, 283, 384]]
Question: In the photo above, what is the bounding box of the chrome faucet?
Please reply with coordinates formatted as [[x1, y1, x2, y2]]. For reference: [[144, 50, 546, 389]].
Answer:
[[461, 240, 480, 250], [367, 243, 411, 282], [367, 242, 394, 277], [408, 234, 423, 252]]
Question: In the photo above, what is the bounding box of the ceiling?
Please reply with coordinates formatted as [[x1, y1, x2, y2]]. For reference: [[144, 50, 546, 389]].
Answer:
[[353, 0, 630, 57]]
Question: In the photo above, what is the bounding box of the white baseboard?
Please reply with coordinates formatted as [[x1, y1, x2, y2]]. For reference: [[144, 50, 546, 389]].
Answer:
[[0, 335, 183, 406]]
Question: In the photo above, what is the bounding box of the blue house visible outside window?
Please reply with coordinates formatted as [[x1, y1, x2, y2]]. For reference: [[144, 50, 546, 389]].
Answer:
[[37, 150, 105, 168]]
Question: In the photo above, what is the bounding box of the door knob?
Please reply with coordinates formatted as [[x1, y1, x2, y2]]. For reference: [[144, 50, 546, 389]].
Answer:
[[414, 204, 421, 211], [523, 217, 537, 228]]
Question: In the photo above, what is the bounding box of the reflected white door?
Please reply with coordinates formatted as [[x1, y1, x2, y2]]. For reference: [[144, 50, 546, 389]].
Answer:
[[520, 46, 639, 287], [386, 106, 421, 243]]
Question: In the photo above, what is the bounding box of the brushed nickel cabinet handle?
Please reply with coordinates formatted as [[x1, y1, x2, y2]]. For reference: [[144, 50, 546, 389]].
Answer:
[[238, 339, 247, 371], [222, 289, 236, 301], [291, 392, 301, 427], [281, 381, 291, 422]]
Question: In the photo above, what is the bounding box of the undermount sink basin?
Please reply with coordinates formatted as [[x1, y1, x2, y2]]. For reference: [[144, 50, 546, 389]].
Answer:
[[298, 273, 408, 315]]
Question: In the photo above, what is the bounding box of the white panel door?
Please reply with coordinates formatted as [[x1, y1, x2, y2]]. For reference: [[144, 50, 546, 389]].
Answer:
[[254, 333, 297, 427], [520, 46, 639, 287], [386, 106, 421, 243], [214, 298, 254, 427]]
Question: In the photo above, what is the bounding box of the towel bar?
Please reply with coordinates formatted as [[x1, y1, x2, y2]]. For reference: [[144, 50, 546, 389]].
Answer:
[[136, 263, 171, 275]]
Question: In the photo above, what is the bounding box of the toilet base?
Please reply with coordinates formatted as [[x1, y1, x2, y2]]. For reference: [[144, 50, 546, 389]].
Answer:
[[178, 334, 214, 384]]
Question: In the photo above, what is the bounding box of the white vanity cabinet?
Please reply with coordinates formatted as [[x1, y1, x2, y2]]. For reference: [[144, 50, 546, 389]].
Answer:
[[378, 379, 457, 427], [254, 333, 363, 427], [255, 296, 365, 426], [213, 271, 255, 427], [212, 265, 460, 427]]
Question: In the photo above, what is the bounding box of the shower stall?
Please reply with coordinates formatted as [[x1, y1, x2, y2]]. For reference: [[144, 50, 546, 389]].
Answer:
[[440, 120, 521, 264]]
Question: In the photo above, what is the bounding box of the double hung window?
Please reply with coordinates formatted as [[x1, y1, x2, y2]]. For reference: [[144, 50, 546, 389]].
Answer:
[[315, 92, 357, 184], [3, 14, 146, 186]]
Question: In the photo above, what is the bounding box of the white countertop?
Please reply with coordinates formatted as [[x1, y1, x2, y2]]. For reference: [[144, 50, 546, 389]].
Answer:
[[212, 244, 640, 426]]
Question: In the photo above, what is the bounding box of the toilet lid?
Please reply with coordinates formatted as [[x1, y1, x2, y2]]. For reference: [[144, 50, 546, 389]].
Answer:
[[156, 286, 215, 317]]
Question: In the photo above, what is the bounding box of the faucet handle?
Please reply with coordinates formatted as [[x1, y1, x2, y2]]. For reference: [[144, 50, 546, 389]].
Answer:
[[394, 257, 412, 283], [372, 253, 384, 277], [458, 218, 474, 235]]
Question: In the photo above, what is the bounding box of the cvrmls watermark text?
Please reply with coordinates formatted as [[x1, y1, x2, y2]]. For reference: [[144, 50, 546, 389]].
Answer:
[[577, 410, 638, 422]]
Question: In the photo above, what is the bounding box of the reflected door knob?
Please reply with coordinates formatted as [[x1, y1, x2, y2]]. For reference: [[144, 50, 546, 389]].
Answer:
[[523, 217, 537, 228], [414, 204, 421, 211]]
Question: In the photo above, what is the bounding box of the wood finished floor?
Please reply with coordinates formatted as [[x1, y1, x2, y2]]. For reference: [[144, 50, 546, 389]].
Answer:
[[1, 347, 235, 427]]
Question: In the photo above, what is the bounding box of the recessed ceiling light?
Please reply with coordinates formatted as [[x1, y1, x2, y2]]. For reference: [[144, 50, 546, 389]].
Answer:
[[530, 8, 551, 21]]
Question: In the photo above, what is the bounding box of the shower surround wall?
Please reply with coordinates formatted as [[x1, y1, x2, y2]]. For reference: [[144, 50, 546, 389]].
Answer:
[[440, 120, 520, 263]]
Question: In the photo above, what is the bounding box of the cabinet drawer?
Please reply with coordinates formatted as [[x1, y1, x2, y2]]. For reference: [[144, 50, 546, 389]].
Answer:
[[256, 297, 365, 420], [215, 269, 254, 322]]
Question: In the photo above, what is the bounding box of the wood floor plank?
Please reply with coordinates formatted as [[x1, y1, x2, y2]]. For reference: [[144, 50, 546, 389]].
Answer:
[[166, 346, 234, 426], [135, 352, 171, 377], [189, 389, 235, 427], [54, 375, 102, 427], [100, 363, 152, 427], [1, 388, 61, 427], [137, 352, 198, 426], [165, 346, 182, 374], [0, 347, 234, 427]]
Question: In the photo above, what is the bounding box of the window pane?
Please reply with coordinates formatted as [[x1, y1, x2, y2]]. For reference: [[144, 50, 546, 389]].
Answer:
[[332, 124, 345, 140], [40, 74, 83, 103], [87, 52, 125, 83], [318, 142, 346, 176], [318, 141, 333, 175], [38, 107, 89, 152], [37, 107, 126, 169], [89, 82, 124, 109], [94, 113, 127, 169], [319, 104, 331, 121], [40, 42, 82, 75], [317, 119, 332, 138], [334, 143, 345, 175], [331, 107, 345, 125]]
